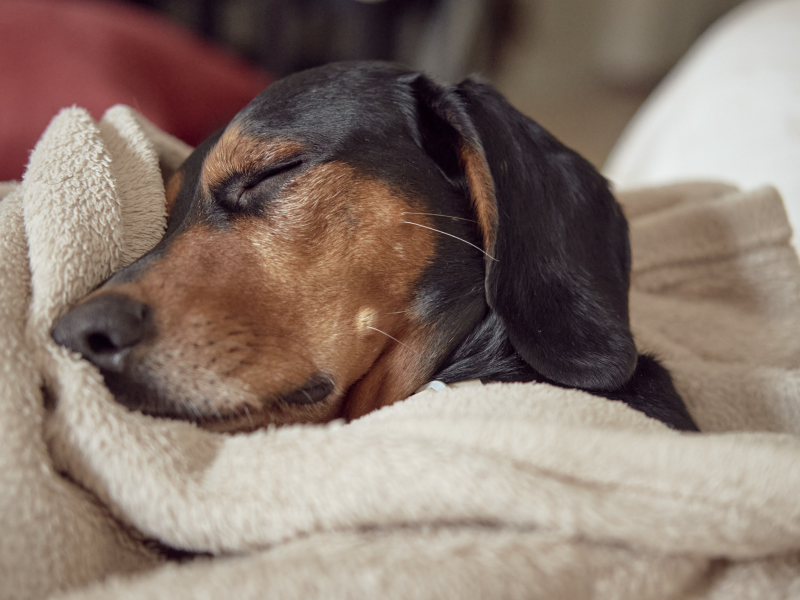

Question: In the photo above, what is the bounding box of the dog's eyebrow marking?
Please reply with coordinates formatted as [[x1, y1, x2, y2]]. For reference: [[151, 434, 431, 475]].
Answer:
[[402, 220, 498, 261], [201, 124, 305, 192]]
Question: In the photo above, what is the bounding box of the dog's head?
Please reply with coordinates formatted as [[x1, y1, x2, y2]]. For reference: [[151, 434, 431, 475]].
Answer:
[[52, 62, 636, 431]]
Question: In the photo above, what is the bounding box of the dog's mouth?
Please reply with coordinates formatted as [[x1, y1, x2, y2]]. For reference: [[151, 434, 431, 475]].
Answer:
[[101, 369, 338, 432], [273, 375, 335, 406]]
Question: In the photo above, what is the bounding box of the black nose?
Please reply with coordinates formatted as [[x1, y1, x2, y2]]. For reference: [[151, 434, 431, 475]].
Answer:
[[51, 294, 151, 373]]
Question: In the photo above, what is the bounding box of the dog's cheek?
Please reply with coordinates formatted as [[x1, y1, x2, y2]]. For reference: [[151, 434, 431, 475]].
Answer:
[[256, 164, 438, 382], [264, 165, 442, 416]]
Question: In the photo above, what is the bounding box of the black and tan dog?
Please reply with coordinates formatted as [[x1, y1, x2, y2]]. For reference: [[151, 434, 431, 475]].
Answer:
[[52, 62, 698, 432]]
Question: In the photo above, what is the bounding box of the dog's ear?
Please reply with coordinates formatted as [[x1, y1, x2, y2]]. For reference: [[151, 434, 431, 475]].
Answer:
[[408, 74, 636, 390]]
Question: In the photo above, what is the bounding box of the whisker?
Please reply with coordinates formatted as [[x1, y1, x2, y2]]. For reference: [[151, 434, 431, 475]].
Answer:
[[378, 310, 410, 315], [243, 404, 254, 429], [402, 212, 478, 224], [402, 221, 498, 261], [366, 326, 414, 352]]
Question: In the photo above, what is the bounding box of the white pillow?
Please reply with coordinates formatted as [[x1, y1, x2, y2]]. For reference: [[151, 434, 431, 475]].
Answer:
[[605, 0, 800, 249]]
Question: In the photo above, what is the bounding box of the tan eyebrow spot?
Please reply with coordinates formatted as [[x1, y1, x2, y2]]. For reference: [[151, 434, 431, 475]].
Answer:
[[201, 124, 305, 191]]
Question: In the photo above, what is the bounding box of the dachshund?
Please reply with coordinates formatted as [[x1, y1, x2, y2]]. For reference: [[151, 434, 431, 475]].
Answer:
[[51, 62, 698, 432]]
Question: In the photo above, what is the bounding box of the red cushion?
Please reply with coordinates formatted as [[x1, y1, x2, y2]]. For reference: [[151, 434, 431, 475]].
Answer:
[[0, 0, 271, 181]]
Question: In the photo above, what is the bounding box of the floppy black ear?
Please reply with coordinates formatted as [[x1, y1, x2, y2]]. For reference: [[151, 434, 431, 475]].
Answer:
[[410, 74, 637, 391]]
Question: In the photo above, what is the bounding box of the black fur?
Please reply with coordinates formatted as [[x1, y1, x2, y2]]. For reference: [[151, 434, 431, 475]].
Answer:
[[398, 67, 697, 431], [434, 312, 697, 431]]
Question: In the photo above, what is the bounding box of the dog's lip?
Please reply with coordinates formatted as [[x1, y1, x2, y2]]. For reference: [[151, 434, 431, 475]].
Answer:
[[101, 368, 336, 430], [192, 375, 336, 429], [275, 374, 335, 406]]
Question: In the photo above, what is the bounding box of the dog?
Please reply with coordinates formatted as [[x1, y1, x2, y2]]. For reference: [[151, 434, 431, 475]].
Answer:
[[51, 62, 698, 432]]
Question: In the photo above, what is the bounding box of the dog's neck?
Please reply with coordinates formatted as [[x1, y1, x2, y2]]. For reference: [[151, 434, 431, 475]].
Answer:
[[433, 312, 537, 385]]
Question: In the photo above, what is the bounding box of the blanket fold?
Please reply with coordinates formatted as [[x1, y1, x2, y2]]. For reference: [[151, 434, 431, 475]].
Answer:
[[2, 107, 800, 600]]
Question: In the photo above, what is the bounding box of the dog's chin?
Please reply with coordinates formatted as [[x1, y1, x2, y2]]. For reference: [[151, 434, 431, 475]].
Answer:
[[103, 371, 341, 432]]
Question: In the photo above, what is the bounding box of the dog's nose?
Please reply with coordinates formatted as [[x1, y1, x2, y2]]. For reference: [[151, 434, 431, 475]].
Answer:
[[51, 294, 151, 373]]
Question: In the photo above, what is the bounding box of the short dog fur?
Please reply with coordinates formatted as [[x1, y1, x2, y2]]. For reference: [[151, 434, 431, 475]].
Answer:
[[52, 62, 698, 432]]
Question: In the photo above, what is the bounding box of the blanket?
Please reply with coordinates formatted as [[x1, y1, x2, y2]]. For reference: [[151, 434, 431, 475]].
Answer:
[[2, 106, 800, 600]]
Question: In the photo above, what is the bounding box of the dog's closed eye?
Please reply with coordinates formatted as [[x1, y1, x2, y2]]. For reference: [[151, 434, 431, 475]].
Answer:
[[219, 158, 304, 215]]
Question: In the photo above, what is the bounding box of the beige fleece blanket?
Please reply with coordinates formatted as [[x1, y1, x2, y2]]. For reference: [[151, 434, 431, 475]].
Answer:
[[2, 107, 800, 600]]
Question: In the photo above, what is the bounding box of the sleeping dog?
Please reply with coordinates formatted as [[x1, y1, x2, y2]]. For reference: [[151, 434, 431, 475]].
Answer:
[[52, 62, 698, 432]]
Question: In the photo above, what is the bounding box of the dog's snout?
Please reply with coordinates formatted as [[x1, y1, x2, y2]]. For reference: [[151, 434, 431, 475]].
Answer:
[[52, 294, 151, 373]]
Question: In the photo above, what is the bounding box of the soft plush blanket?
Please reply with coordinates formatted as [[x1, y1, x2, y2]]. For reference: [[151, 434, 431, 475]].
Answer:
[[2, 107, 800, 600]]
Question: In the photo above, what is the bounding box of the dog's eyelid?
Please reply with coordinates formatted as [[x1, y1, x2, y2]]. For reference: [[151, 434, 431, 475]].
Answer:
[[243, 157, 304, 190], [215, 158, 304, 214]]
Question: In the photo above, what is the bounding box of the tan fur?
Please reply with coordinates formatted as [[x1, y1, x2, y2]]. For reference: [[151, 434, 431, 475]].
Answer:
[[344, 327, 435, 420], [164, 170, 183, 217], [90, 162, 436, 430], [201, 125, 305, 192], [460, 142, 498, 255]]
